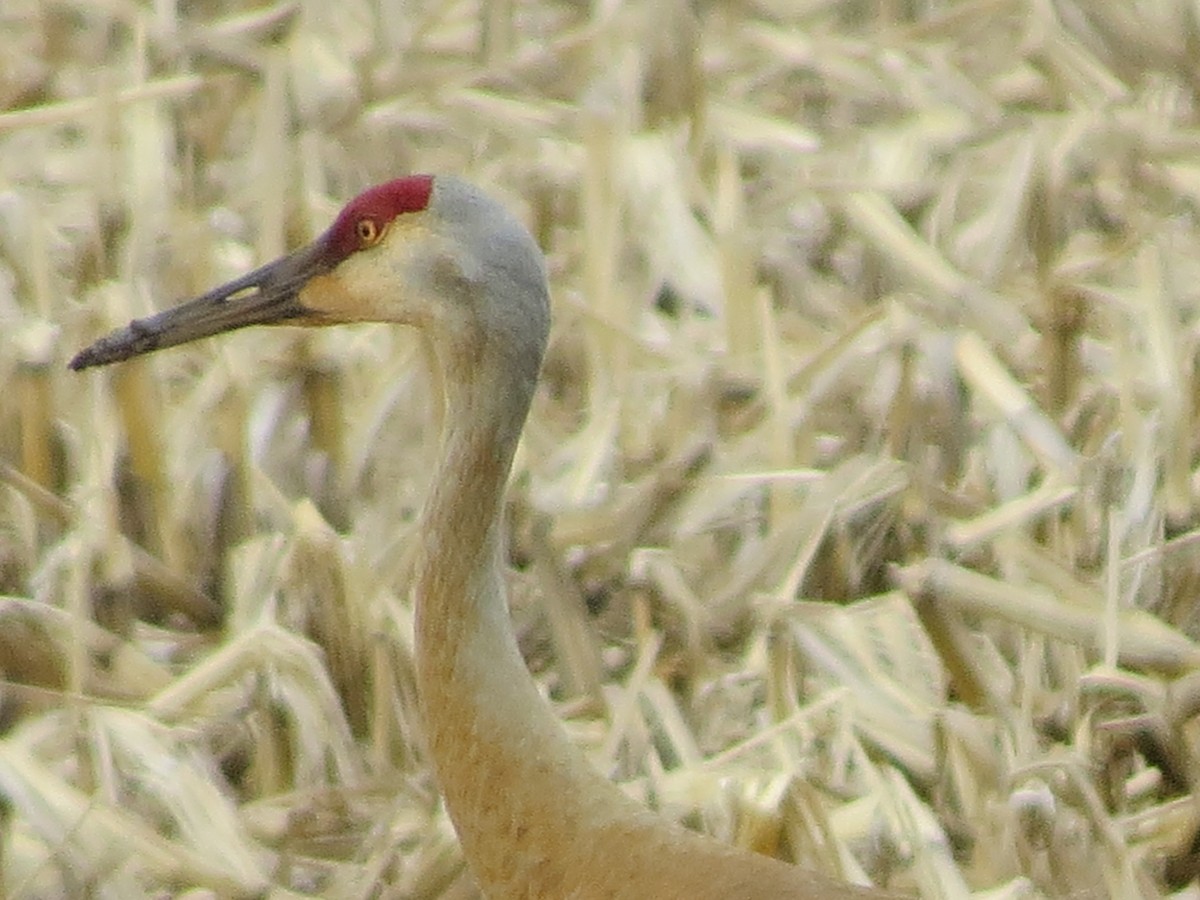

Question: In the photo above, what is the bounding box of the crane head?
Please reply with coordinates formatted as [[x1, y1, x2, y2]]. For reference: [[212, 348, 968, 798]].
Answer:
[[69, 175, 550, 377]]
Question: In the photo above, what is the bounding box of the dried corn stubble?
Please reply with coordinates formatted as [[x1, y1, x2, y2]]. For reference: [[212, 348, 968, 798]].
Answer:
[[2, 1, 1200, 897]]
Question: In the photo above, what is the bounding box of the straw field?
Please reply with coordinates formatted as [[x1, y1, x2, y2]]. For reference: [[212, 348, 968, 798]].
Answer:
[[3, 1, 1200, 897]]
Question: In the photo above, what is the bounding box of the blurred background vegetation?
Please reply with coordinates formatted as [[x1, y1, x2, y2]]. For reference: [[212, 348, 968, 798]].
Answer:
[[4, 1, 1200, 897]]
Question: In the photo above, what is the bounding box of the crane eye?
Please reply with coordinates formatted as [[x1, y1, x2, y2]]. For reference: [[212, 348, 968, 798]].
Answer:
[[356, 219, 379, 245]]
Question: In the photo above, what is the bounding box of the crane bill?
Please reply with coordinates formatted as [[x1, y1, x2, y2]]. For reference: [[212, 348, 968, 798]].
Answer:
[[69, 240, 332, 370]]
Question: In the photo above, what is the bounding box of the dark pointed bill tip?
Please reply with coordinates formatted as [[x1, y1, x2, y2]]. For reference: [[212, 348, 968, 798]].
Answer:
[[69, 239, 333, 371]]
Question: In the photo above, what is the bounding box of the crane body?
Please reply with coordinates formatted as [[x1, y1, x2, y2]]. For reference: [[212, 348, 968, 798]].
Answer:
[[72, 175, 899, 900]]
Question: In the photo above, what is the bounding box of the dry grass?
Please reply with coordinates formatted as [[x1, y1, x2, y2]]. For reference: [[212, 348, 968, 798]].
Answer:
[[3, 1, 1200, 897]]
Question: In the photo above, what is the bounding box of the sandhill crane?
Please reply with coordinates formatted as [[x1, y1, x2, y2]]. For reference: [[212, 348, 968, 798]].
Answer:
[[72, 175, 900, 899]]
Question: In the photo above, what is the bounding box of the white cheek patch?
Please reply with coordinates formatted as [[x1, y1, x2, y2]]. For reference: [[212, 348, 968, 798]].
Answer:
[[297, 273, 361, 321], [301, 221, 439, 323]]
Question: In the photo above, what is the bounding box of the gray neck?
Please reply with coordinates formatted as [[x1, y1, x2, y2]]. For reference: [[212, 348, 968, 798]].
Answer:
[[411, 340, 639, 896]]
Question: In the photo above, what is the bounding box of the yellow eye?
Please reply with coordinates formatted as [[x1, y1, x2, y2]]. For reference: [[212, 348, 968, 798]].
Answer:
[[357, 219, 379, 245]]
